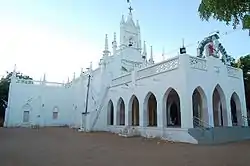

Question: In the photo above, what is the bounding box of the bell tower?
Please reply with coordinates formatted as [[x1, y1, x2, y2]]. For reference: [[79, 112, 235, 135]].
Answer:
[[120, 1, 141, 52]]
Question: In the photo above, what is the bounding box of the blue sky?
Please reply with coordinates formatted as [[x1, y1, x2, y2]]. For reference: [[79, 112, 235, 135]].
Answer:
[[0, 0, 249, 82]]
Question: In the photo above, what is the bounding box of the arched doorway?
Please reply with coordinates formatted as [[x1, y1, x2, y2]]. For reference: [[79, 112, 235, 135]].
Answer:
[[230, 92, 242, 126], [144, 92, 157, 127], [192, 87, 208, 128], [22, 103, 32, 123], [165, 88, 181, 127], [129, 95, 139, 126], [212, 85, 228, 127], [117, 98, 125, 125], [107, 100, 114, 125]]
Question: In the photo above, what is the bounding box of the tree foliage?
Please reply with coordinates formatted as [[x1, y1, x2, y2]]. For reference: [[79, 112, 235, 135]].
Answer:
[[0, 72, 32, 123], [236, 54, 250, 110], [198, 0, 250, 29]]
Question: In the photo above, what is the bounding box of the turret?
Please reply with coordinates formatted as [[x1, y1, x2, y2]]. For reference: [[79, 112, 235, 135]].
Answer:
[[112, 32, 117, 55], [148, 46, 154, 64], [103, 34, 110, 57], [142, 41, 147, 60], [11, 64, 17, 81]]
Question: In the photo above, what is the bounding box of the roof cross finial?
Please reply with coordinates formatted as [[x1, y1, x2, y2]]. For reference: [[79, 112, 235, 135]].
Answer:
[[129, 6, 133, 13], [127, 0, 133, 14]]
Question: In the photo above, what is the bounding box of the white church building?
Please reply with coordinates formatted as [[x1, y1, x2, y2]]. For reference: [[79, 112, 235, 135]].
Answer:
[[4, 6, 250, 144]]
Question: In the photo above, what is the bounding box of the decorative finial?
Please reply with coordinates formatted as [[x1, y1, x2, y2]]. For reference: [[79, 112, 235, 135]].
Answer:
[[103, 34, 110, 56], [129, 6, 133, 14], [89, 62, 93, 71], [180, 38, 186, 55], [142, 41, 147, 59], [43, 73, 46, 82], [127, 0, 133, 14], [13, 64, 17, 73], [11, 64, 17, 79], [149, 46, 154, 64], [105, 34, 108, 50], [114, 32, 116, 41]]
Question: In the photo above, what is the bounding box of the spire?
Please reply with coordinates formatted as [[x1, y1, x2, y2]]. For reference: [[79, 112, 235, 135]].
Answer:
[[43, 73, 46, 82], [11, 64, 17, 80], [142, 41, 147, 59], [126, 0, 135, 26], [105, 34, 108, 50], [120, 15, 125, 25], [149, 46, 154, 64], [114, 32, 116, 41], [89, 62, 93, 71], [80, 68, 84, 76], [73, 72, 76, 80], [103, 34, 110, 56], [112, 32, 117, 55], [67, 77, 70, 83]]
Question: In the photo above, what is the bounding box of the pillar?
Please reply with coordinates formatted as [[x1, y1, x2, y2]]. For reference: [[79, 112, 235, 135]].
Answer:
[[125, 101, 130, 126], [157, 98, 164, 127], [226, 95, 233, 127], [139, 100, 146, 127], [180, 93, 193, 128], [207, 91, 214, 127]]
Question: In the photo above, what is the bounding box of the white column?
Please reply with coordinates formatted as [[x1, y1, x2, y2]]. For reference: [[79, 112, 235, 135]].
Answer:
[[207, 91, 214, 127], [139, 100, 146, 127], [125, 102, 130, 126], [226, 96, 232, 127], [157, 99, 164, 127], [240, 96, 248, 126], [180, 93, 193, 128]]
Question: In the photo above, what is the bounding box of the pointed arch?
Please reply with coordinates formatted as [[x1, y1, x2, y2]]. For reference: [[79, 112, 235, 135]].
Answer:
[[129, 95, 139, 126], [144, 92, 157, 127], [107, 100, 114, 125], [163, 88, 181, 127], [22, 103, 32, 123], [212, 84, 228, 126], [192, 86, 208, 127], [230, 92, 242, 126], [117, 97, 125, 125]]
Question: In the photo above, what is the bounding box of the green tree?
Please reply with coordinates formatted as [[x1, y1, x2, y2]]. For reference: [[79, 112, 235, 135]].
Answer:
[[235, 54, 250, 111], [198, 0, 250, 31], [0, 72, 32, 125]]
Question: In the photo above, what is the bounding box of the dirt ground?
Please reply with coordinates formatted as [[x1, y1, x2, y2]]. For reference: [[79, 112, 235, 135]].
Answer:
[[0, 128, 250, 166]]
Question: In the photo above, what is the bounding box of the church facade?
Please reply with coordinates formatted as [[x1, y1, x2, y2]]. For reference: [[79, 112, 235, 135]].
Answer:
[[4, 8, 249, 144]]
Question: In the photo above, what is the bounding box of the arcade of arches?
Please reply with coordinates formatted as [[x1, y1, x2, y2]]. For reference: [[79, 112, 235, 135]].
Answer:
[[107, 86, 245, 128]]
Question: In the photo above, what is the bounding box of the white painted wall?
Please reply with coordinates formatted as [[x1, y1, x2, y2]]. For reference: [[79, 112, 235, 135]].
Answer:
[[4, 10, 247, 144]]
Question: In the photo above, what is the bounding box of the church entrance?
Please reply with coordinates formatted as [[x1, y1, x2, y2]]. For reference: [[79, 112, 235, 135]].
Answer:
[[192, 87, 208, 128], [129, 95, 139, 126], [145, 92, 157, 127], [107, 100, 114, 125], [230, 92, 242, 126], [165, 89, 181, 127], [212, 85, 228, 127], [117, 98, 125, 125]]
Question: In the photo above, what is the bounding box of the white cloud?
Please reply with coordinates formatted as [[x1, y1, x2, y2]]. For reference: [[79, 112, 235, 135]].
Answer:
[[0, 19, 102, 82]]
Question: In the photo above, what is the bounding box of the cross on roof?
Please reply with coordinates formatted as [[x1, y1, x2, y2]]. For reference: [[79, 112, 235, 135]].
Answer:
[[128, 6, 133, 13]]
